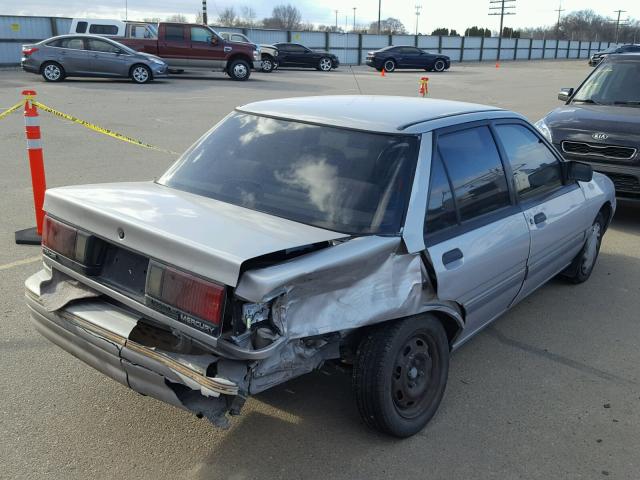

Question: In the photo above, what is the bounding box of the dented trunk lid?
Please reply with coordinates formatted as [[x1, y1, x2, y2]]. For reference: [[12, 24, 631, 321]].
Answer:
[[44, 181, 347, 287]]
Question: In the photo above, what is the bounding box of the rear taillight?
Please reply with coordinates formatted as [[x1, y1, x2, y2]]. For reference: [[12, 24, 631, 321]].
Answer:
[[42, 215, 93, 263], [146, 261, 225, 329], [22, 47, 38, 56]]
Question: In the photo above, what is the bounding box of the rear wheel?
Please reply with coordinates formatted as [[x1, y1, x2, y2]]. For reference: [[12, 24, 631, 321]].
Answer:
[[383, 59, 396, 72], [130, 64, 151, 84], [562, 211, 606, 283], [353, 315, 449, 438], [433, 59, 447, 72], [41, 62, 65, 82], [228, 59, 251, 81]]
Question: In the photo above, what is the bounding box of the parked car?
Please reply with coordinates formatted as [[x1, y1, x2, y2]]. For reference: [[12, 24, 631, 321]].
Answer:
[[536, 53, 640, 200], [219, 31, 279, 73], [119, 23, 260, 80], [366, 46, 450, 72], [272, 43, 339, 70], [21, 34, 168, 83], [26, 96, 615, 438], [589, 44, 640, 66]]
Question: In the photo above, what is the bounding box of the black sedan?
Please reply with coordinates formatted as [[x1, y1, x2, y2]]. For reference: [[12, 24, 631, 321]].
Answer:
[[366, 46, 450, 72], [272, 43, 339, 71], [536, 53, 640, 200], [589, 44, 640, 66]]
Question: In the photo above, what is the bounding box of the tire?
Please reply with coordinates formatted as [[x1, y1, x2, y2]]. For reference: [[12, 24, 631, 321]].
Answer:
[[261, 55, 275, 73], [433, 59, 447, 72], [383, 59, 396, 72], [41, 62, 65, 82], [130, 64, 151, 84], [318, 57, 333, 71], [561, 211, 606, 284], [227, 59, 251, 81], [353, 315, 449, 438]]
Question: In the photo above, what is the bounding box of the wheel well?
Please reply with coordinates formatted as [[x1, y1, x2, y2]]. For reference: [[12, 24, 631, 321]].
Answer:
[[261, 53, 273, 60], [599, 202, 613, 230], [129, 63, 151, 78], [384, 57, 396, 64], [227, 54, 252, 66], [430, 310, 463, 347]]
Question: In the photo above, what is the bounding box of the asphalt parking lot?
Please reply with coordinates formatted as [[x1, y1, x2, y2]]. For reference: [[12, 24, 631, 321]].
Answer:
[[1, 60, 639, 479]]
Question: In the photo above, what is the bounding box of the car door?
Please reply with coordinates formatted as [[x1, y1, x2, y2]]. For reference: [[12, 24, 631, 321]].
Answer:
[[85, 38, 128, 76], [158, 24, 190, 67], [189, 25, 226, 69], [401, 47, 423, 68], [424, 124, 531, 342], [492, 121, 593, 303], [275, 44, 293, 66], [288, 44, 311, 66], [55, 37, 91, 74]]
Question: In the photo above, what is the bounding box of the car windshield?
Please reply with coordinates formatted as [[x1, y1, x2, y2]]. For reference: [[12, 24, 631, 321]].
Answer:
[[572, 61, 640, 106], [159, 113, 419, 235]]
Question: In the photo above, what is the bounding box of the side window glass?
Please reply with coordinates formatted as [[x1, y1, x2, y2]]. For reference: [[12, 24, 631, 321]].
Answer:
[[425, 154, 457, 235], [438, 126, 511, 222], [190, 27, 211, 43], [86, 39, 119, 53], [165, 26, 184, 41], [75, 21, 87, 33], [89, 24, 118, 35], [494, 124, 563, 200], [61, 38, 85, 50]]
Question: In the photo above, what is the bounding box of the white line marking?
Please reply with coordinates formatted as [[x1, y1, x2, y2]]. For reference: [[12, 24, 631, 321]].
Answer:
[[0, 256, 41, 271]]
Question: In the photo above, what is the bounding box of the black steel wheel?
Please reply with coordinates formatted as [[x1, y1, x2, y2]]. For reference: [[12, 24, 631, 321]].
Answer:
[[353, 314, 449, 438], [433, 59, 447, 72], [383, 59, 396, 72]]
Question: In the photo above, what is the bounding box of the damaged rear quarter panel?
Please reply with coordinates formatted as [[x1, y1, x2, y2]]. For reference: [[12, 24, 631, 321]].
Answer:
[[235, 236, 462, 339]]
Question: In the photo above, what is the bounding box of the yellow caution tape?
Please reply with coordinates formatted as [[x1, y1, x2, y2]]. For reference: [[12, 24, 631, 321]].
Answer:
[[0, 100, 25, 120], [32, 101, 178, 155]]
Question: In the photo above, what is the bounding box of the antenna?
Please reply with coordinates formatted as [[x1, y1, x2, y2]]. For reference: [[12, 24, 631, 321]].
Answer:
[[415, 5, 422, 36]]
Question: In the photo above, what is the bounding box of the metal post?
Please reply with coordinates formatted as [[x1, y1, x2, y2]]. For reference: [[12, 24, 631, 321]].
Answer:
[[378, 0, 381, 33], [479, 35, 485, 61], [357, 33, 362, 65], [201, 0, 207, 25], [460, 35, 465, 62], [513, 37, 518, 60], [542, 38, 547, 58], [528, 37, 532, 60], [325, 31, 330, 51], [438, 35, 442, 53]]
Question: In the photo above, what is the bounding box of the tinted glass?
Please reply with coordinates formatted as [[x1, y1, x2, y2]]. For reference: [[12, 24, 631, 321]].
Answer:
[[288, 44, 306, 52], [190, 27, 211, 42], [86, 39, 120, 53], [159, 113, 419, 234], [438, 126, 510, 222], [572, 61, 640, 105], [75, 21, 87, 33], [165, 25, 184, 41], [425, 154, 457, 234], [401, 47, 421, 54], [60, 38, 84, 50], [495, 124, 563, 199], [231, 34, 248, 42], [89, 24, 118, 35]]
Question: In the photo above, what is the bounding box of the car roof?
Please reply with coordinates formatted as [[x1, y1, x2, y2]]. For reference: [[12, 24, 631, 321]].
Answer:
[[237, 95, 511, 134], [42, 34, 121, 41]]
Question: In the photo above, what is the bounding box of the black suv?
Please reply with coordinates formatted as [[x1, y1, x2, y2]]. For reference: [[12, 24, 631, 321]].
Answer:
[[589, 44, 640, 66], [536, 54, 640, 200]]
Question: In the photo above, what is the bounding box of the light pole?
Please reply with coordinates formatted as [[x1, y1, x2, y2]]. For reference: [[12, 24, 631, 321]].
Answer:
[[335, 9, 338, 31], [378, 0, 382, 33], [415, 5, 422, 36], [353, 7, 357, 32], [125, 0, 128, 20]]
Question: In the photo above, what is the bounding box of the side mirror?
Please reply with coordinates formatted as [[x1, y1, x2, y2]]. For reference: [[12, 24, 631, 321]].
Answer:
[[558, 87, 573, 102], [565, 161, 593, 183]]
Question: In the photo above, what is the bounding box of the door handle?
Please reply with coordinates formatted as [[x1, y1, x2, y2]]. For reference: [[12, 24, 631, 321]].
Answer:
[[533, 212, 547, 225], [442, 248, 463, 265]]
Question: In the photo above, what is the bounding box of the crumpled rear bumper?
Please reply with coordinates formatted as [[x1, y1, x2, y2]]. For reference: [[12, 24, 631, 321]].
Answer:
[[25, 269, 242, 425]]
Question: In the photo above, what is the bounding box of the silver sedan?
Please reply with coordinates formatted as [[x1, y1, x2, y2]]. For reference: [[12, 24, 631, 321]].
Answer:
[[21, 34, 168, 84], [25, 96, 615, 438]]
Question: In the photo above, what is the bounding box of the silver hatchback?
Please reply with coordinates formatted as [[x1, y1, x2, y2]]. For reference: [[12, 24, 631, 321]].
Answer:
[[25, 96, 615, 437], [21, 34, 168, 84]]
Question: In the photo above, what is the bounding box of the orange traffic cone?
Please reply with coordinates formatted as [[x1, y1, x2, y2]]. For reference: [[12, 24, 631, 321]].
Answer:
[[381, 68, 385, 77], [495, 62, 500, 68]]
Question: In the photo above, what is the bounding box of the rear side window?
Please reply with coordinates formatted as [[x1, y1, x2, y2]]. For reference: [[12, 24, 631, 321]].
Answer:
[[88, 24, 118, 35], [437, 126, 510, 222], [425, 155, 457, 234], [75, 21, 87, 33], [86, 38, 120, 53], [165, 25, 185, 41], [60, 38, 85, 50], [494, 124, 563, 200]]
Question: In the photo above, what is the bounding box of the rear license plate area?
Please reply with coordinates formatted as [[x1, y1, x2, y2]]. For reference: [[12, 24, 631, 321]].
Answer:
[[97, 245, 149, 299]]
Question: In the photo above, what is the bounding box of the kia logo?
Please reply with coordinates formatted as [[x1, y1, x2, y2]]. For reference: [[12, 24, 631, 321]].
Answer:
[[592, 133, 609, 141]]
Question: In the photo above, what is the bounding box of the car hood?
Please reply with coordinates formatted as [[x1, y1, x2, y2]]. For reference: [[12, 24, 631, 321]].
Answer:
[[44, 181, 348, 287], [543, 104, 640, 146]]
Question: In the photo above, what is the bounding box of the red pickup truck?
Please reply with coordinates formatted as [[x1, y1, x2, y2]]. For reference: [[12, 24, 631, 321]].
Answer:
[[120, 22, 260, 80]]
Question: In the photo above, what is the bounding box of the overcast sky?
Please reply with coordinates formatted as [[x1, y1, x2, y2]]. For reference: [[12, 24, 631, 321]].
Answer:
[[5, 0, 640, 33]]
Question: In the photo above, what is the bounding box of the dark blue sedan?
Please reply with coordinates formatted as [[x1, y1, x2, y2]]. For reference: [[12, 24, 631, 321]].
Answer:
[[366, 46, 450, 72]]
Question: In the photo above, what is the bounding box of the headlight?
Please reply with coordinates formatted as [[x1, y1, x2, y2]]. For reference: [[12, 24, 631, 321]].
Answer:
[[274, 50, 278, 56], [253, 50, 259, 61], [150, 58, 164, 65], [534, 119, 553, 143]]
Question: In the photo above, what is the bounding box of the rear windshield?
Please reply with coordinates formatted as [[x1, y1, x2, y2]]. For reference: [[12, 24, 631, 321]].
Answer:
[[573, 61, 640, 106], [159, 113, 419, 235]]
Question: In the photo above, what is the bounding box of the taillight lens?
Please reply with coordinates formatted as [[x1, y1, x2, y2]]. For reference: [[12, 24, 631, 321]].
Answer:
[[146, 261, 225, 328], [42, 215, 93, 263], [22, 47, 39, 56]]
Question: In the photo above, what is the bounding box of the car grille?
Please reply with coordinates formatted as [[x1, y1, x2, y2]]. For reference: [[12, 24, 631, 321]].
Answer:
[[562, 141, 637, 160], [604, 172, 640, 194]]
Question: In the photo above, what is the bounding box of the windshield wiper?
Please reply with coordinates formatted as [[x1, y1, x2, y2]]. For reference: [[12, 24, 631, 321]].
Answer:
[[572, 98, 602, 105]]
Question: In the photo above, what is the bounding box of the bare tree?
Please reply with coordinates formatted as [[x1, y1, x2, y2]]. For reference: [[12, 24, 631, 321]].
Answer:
[[240, 6, 257, 27], [263, 4, 302, 30], [368, 17, 407, 34], [218, 7, 237, 27], [143, 17, 162, 23], [165, 14, 187, 22], [195, 11, 203, 24]]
